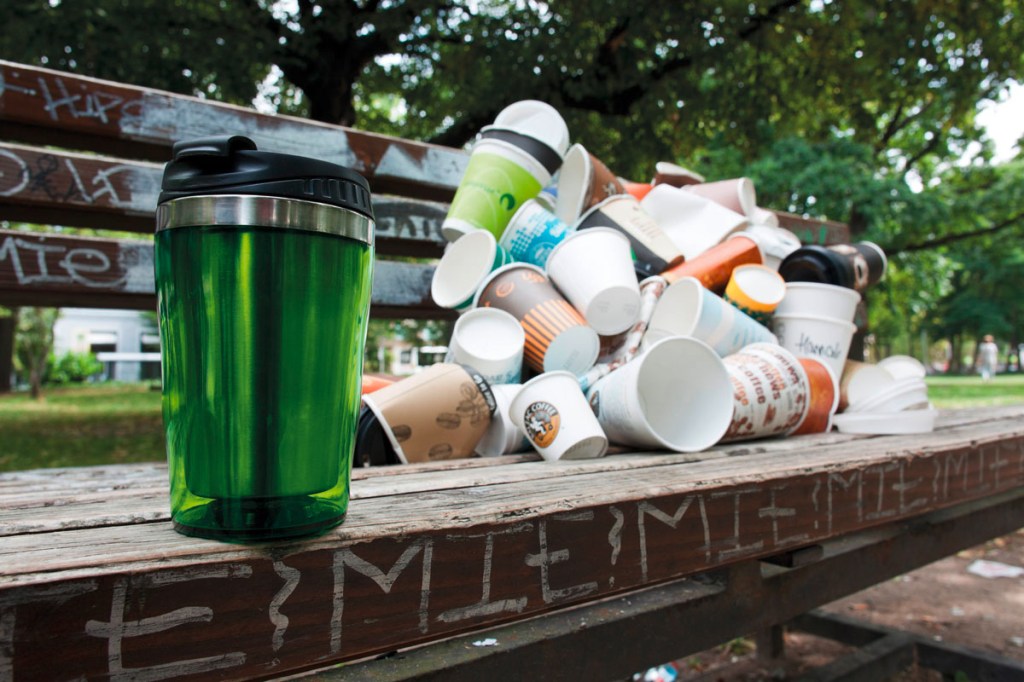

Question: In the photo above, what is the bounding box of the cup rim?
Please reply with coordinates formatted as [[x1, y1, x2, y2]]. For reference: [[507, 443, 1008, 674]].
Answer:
[[544, 225, 630, 277], [731, 263, 787, 306], [471, 261, 547, 309], [431, 230, 499, 309], [452, 307, 526, 362], [772, 312, 858, 332]]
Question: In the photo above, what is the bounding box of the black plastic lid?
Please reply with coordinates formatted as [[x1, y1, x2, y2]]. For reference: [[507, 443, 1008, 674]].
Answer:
[[158, 135, 374, 221]]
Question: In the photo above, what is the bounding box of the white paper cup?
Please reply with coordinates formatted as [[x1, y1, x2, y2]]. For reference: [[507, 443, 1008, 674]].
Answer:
[[555, 143, 592, 224], [878, 354, 927, 380], [585, 337, 733, 452], [775, 282, 861, 323], [839, 360, 895, 412], [832, 406, 937, 434], [545, 227, 642, 335], [845, 377, 929, 414], [741, 224, 800, 270], [641, 184, 748, 260], [500, 198, 574, 267], [447, 308, 525, 386], [432, 230, 512, 310], [475, 384, 530, 456], [642, 277, 777, 356], [773, 313, 857, 380], [685, 177, 758, 217], [510, 371, 608, 461]]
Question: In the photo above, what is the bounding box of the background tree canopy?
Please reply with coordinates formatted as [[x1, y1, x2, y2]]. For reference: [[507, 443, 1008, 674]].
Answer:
[[2, 0, 1023, 365]]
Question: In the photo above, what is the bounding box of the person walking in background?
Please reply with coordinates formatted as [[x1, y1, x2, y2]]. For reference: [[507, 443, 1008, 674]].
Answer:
[[977, 334, 999, 381]]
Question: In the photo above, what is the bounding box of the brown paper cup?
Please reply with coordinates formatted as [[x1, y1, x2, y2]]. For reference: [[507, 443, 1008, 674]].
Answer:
[[652, 161, 705, 187], [475, 263, 599, 375], [556, 144, 625, 225], [362, 363, 496, 464]]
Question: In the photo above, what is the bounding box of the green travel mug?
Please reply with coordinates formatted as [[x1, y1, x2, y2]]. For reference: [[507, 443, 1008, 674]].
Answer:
[[155, 135, 374, 542]]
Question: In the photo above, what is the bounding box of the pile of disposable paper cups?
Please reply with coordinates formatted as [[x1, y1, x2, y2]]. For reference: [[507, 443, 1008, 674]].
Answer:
[[357, 100, 920, 466]]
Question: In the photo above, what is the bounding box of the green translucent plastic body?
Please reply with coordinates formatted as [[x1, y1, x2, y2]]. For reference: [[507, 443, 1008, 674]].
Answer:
[[155, 225, 372, 542]]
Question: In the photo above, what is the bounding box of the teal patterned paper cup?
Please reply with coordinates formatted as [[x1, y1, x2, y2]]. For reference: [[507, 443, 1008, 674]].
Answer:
[[500, 198, 574, 267]]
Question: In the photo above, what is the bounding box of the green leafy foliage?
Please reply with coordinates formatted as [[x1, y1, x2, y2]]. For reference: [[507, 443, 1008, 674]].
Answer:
[[46, 351, 103, 385]]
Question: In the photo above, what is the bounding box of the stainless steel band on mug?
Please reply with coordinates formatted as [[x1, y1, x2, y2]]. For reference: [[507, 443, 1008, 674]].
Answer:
[[156, 194, 375, 245]]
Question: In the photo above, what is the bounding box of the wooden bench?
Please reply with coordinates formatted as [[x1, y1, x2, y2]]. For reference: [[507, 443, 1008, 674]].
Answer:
[[3, 60, 1023, 680]]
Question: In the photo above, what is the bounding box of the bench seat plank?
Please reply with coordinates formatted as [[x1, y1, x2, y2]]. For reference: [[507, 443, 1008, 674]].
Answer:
[[2, 406, 1022, 538], [1, 406, 1021, 679]]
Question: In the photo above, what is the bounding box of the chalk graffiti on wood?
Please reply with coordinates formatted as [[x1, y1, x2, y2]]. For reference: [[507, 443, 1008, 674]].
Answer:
[[0, 232, 153, 292], [2, 435, 1022, 679]]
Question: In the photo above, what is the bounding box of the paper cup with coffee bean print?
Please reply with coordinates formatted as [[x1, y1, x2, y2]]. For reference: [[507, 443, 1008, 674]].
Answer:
[[362, 363, 497, 463]]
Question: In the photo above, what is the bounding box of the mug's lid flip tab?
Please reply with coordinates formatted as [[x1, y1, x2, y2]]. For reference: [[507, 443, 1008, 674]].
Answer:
[[157, 135, 374, 243]]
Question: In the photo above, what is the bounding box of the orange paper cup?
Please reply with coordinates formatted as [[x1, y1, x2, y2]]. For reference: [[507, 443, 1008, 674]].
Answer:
[[661, 234, 763, 293], [791, 357, 839, 435]]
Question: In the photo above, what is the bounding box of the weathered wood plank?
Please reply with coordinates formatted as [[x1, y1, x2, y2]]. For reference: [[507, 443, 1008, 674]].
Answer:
[[0, 60, 469, 202], [1, 409, 1022, 680], [0, 143, 449, 254], [0, 229, 447, 317], [2, 406, 1021, 536]]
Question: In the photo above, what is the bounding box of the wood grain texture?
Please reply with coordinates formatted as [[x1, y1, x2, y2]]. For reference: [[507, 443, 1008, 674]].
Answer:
[[1, 407, 1022, 680], [0, 229, 446, 317], [0, 60, 468, 202]]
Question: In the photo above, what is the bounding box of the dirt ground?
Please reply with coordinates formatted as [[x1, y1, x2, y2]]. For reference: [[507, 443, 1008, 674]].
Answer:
[[648, 528, 1024, 681]]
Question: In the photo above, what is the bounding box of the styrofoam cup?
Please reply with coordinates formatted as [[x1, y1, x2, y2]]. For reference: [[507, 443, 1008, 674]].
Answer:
[[585, 337, 733, 452], [447, 308, 525, 386], [546, 227, 642, 335], [510, 371, 608, 461], [641, 277, 777, 356], [774, 282, 861, 323], [475, 384, 529, 456], [773, 313, 857, 381], [431, 230, 512, 310]]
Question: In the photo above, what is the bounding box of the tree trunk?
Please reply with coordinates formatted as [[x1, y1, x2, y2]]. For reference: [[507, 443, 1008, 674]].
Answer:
[[29, 366, 43, 400], [0, 312, 14, 393]]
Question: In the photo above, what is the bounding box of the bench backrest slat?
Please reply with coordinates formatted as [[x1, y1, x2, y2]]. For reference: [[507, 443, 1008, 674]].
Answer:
[[1, 59, 849, 315], [0, 60, 468, 202]]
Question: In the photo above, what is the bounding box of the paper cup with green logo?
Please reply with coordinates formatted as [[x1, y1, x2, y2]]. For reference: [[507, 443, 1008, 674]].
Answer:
[[442, 101, 569, 242], [510, 371, 608, 461]]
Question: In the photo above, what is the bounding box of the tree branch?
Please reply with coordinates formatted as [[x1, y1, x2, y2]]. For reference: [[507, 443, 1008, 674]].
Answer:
[[738, 0, 802, 39], [895, 210, 1024, 253]]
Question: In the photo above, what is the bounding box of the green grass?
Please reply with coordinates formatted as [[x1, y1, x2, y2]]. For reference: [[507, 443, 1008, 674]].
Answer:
[[0, 383, 165, 472], [925, 374, 1024, 409], [2, 375, 1023, 473]]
